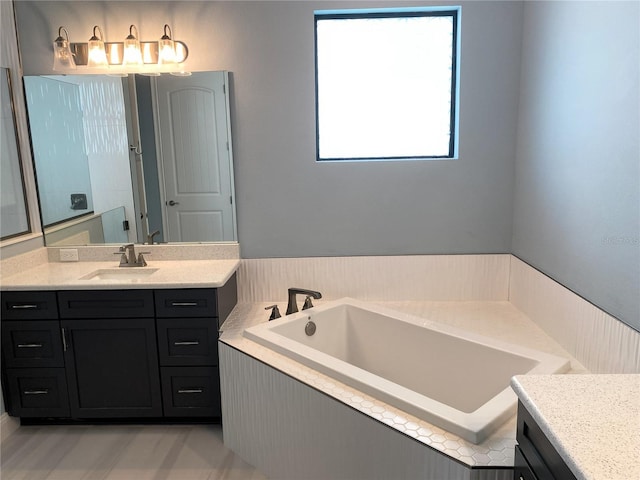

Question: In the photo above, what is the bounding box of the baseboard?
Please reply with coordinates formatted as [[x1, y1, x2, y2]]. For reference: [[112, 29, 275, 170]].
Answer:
[[1, 413, 20, 442]]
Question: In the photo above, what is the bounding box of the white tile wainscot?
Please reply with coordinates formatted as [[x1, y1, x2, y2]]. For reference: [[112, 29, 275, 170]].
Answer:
[[238, 254, 511, 303], [509, 256, 640, 374]]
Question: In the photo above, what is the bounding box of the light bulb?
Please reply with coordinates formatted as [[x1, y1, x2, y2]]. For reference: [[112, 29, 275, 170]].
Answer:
[[158, 25, 177, 65], [122, 25, 143, 66], [87, 26, 108, 68], [52, 27, 76, 70]]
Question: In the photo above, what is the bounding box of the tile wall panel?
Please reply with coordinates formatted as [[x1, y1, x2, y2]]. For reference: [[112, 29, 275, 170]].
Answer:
[[509, 257, 640, 373], [238, 254, 511, 303], [220, 343, 511, 480]]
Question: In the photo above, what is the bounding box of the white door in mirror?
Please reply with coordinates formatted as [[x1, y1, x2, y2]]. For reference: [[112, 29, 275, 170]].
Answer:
[[155, 71, 235, 242]]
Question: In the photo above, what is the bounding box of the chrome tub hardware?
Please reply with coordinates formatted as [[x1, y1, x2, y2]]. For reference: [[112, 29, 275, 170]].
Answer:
[[286, 288, 322, 315]]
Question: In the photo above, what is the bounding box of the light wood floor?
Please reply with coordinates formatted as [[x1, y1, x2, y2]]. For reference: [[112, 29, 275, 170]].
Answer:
[[1, 424, 267, 480]]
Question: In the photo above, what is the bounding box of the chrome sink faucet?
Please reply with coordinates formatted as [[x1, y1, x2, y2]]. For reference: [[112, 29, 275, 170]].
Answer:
[[116, 243, 149, 267], [286, 288, 322, 315]]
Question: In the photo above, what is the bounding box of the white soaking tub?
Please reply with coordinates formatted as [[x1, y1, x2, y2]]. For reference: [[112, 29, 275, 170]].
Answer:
[[243, 298, 570, 444]]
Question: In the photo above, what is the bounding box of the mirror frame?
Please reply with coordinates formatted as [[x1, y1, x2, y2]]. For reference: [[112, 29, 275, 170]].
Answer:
[[23, 72, 238, 247], [0, 67, 31, 241]]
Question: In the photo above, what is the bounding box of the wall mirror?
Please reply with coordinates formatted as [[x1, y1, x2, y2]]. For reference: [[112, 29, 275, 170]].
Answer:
[[1, 67, 30, 240], [23, 71, 237, 246]]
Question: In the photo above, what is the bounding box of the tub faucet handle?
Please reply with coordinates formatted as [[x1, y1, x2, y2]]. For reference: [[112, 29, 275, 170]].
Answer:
[[302, 296, 315, 310], [265, 304, 281, 321]]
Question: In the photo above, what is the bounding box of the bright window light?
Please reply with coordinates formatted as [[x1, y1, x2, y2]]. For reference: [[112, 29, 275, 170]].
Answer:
[[315, 9, 459, 161]]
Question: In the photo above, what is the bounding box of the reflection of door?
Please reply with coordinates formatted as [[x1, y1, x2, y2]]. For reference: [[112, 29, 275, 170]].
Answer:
[[154, 72, 235, 242]]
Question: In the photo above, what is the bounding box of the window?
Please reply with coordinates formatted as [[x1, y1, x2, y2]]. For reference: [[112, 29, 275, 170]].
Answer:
[[315, 8, 459, 161]]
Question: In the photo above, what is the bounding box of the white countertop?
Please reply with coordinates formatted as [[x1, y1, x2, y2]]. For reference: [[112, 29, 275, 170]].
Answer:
[[0, 258, 240, 290], [511, 374, 640, 480]]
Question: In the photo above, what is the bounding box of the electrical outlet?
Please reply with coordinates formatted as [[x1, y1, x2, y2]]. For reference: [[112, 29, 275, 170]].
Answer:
[[59, 248, 79, 262]]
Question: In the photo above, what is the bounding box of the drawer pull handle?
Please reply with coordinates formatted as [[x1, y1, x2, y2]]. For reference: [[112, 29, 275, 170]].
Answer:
[[24, 389, 49, 395], [174, 341, 200, 346], [17, 343, 43, 348], [177, 388, 203, 394], [11, 304, 38, 310], [171, 302, 199, 307]]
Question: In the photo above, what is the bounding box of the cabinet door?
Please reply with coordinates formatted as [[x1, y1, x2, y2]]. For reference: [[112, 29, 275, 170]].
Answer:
[[62, 318, 162, 418], [514, 446, 538, 480]]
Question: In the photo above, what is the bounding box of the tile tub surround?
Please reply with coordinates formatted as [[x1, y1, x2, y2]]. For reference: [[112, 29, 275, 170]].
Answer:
[[238, 254, 640, 374], [237, 254, 511, 303], [509, 256, 640, 374], [511, 374, 640, 480], [220, 300, 587, 476]]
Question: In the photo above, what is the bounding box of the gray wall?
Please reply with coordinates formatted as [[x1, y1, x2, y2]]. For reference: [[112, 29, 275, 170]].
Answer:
[[15, 0, 523, 259], [12, 1, 639, 330], [512, 1, 640, 329]]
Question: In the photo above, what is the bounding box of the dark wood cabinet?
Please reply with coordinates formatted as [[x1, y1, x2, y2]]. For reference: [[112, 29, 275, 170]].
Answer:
[[514, 401, 576, 480], [62, 318, 162, 418], [1, 273, 237, 422], [154, 282, 237, 418]]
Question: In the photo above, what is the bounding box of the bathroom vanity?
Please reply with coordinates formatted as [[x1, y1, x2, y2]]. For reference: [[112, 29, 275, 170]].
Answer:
[[0, 256, 238, 423], [511, 374, 640, 480]]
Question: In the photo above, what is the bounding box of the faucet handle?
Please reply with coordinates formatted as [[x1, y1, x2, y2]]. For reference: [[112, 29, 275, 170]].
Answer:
[[265, 304, 281, 321], [114, 251, 128, 264], [302, 296, 315, 310], [137, 252, 151, 267]]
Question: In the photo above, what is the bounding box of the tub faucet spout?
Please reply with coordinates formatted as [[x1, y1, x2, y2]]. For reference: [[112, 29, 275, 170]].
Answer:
[[286, 288, 322, 315]]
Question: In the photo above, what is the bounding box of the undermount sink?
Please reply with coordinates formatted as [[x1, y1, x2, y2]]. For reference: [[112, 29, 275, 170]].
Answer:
[[80, 268, 159, 281]]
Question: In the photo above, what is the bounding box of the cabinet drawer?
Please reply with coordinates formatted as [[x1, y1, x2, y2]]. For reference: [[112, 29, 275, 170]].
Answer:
[[514, 446, 538, 480], [1, 321, 64, 368], [516, 402, 577, 480], [161, 366, 220, 417], [155, 290, 217, 318], [157, 318, 218, 366], [58, 290, 154, 318], [5, 368, 70, 417], [1, 291, 58, 320]]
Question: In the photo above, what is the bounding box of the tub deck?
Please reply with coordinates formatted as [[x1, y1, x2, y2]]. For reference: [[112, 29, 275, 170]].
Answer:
[[220, 300, 588, 468]]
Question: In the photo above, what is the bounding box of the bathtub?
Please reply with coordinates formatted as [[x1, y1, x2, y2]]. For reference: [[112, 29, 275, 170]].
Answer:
[[243, 298, 570, 444]]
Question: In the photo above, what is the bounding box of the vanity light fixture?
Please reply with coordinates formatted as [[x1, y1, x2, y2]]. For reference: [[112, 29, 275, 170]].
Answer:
[[87, 26, 109, 68], [52, 27, 76, 70], [158, 24, 177, 65], [122, 25, 143, 66], [52, 25, 189, 74]]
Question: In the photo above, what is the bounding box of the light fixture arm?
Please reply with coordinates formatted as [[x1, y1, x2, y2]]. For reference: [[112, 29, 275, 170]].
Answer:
[[126, 24, 139, 41], [161, 24, 172, 41], [54, 26, 70, 43], [89, 25, 104, 42]]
